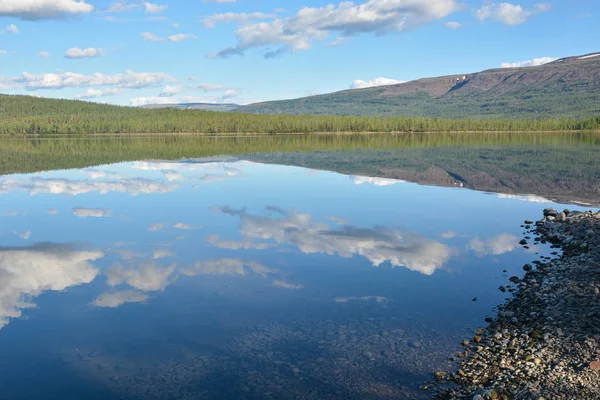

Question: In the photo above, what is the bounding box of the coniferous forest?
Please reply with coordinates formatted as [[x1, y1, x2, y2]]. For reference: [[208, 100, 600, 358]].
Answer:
[[1, 95, 599, 135]]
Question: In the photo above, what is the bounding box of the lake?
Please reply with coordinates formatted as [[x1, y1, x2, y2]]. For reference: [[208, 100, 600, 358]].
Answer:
[[0, 133, 598, 399]]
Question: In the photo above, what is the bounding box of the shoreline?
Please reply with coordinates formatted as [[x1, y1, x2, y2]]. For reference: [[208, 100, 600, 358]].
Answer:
[[434, 209, 600, 399], [0, 130, 599, 138]]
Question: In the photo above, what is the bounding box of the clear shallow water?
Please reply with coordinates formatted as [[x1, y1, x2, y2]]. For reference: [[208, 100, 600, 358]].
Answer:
[[0, 157, 588, 399]]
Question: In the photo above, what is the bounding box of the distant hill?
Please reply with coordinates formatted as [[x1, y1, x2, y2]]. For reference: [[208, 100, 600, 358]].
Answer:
[[237, 53, 600, 119], [140, 103, 240, 112]]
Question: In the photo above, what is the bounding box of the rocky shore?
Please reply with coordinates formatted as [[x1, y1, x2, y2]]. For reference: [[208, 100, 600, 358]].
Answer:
[[434, 209, 600, 399]]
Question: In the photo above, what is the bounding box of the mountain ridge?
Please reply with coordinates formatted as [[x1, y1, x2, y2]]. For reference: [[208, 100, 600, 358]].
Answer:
[[236, 52, 600, 119]]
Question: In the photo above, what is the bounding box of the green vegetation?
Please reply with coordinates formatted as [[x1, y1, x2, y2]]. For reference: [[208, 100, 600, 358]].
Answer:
[[1, 95, 599, 135], [1, 132, 599, 176], [238, 56, 600, 119]]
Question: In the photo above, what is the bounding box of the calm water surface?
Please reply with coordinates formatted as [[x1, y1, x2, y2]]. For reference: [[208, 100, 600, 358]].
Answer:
[[0, 135, 598, 399]]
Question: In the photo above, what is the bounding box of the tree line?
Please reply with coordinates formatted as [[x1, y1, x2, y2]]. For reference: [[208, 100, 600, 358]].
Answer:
[[1, 94, 599, 135]]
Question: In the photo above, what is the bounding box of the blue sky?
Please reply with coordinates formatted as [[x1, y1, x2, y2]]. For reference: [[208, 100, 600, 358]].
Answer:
[[0, 0, 597, 106]]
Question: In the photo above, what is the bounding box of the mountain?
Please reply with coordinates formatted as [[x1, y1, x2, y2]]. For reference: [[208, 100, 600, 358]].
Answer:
[[140, 102, 240, 112], [237, 53, 600, 119]]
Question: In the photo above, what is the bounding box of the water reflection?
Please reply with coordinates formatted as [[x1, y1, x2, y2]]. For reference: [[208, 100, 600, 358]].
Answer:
[[210, 206, 454, 275], [0, 156, 588, 399], [0, 243, 102, 329]]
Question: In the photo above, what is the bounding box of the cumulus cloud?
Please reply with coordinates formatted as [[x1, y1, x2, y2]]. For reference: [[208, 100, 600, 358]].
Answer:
[[468, 234, 520, 256], [65, 47, 104, 59], [445, 21, 462, 29], [0, 243, 102, 329], [159, 85, 180, 97], [92, 290, 149, 308], [144, 2, 168, 14], [350, 77, 406, 89], [476, 2, 551, 25], [39, 51, 50, 58], [106, 261, 176, 291], [211, 207, 454, 275], [0, 0, 94, 20], [182, 258, 277, 278], [212, 0, 459, 58], [9, 70, 174, 91], [0, 177, 178, 196], [500, 57, 557, 68], [74, 88, 121, 99], [202, 12, 277, 29], [167, 33, 198, 42], [72, 208, 111, 218], [141, 32, 164, 42], [352, 176, 405, 186]]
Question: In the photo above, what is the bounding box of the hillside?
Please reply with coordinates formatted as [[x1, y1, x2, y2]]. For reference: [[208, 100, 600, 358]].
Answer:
[[237, 53, 600, 119]]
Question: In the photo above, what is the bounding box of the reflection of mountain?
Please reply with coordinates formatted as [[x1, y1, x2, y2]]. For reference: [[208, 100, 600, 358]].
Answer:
[[244, 146, 600, 207], [210, 207, 453, 275], [0, 244, 103, 329]]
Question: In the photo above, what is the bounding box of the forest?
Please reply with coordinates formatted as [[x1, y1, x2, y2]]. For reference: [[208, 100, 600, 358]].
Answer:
[[1, 94, 599, 135]]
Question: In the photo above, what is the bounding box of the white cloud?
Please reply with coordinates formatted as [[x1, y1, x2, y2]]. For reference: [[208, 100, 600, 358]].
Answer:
[[13, 70, 174, 90], [441, 231, 458, 239], [0, 0, 94, 20], [496, 193, 552, 202], [350, 77, 406, 89], [182, 258, 277, 278], [0, 177, 179, 196], [335, 296, 387, 303], [326, 37, 348, 47], [72, 208, 111, 218], [352, 176, 405, 186], [141, 32, 164, 42], [202, 12, 277, 29], [4, 24, 19, 34], [0, 244, 102, 329], [167, 33, 198, 42], [212, 0, 460, 58], [148, 223, 168, 232], [212, 207, 454, 275], [445, 21, 462, 29], [39, 51, 50, 58], [144, 2, 168, 14], [74, 88, 121, 99], [106, 1, 138, 13], [159, 85, 180, 97], [0, 50, 7, 55], [106, 261, 176, 291], [81, 169, 126, 179], [153, 249, 174, 259], [476, 2, 550, 25], [48, 208, 58, 215], [64, 47, 104, 59], [17, 231, 32, 240], [173, 222, 201, 230], [468, 234, 519, 255], [500, 57, 557, 68], [272, 280, 304, 290], [92, 290, 149, 308]]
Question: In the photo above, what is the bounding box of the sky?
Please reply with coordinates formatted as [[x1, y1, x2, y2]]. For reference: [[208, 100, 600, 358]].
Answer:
[[0, 0, 597, 106]]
